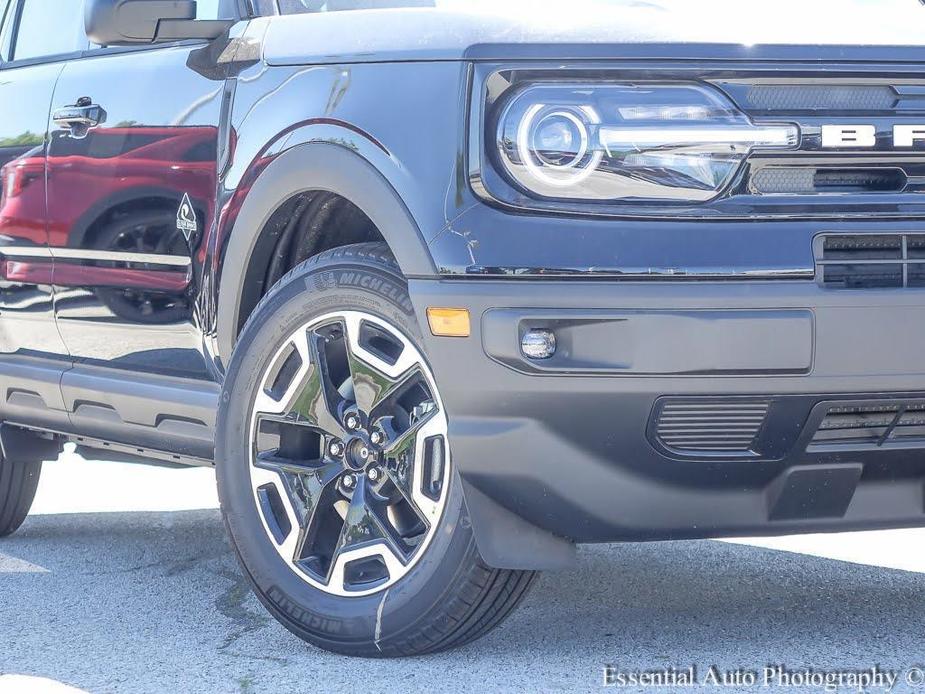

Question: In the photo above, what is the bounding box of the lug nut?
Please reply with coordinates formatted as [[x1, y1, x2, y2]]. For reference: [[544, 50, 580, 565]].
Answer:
[[367, 468, 380, 482], [370, 430, 383, 445], [345, 413, 360, 430], [329, 441, 345, 457], [342, 474, 355, 488]]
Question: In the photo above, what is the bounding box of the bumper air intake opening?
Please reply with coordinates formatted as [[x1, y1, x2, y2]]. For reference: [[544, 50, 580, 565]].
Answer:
[[653, 399, 771, 457], [809, 401, 925, 451], [815, 233, 925, 289]]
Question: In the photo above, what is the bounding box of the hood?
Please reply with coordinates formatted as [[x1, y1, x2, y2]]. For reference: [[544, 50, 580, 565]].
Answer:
[[262, 0, 925, 65]]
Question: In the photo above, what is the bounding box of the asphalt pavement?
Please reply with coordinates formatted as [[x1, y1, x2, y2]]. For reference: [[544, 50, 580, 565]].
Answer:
[[2, 451, 925, 694]]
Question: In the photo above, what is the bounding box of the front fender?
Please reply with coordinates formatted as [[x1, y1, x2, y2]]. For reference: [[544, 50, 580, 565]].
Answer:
[[214, 142, 437, 363]]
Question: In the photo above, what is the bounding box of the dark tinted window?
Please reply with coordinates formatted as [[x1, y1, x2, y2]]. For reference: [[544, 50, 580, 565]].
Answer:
[[13, 0, 88, 61]]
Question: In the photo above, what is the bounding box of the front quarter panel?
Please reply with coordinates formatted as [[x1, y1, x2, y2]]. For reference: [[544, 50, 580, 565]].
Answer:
[[210, 44, 472, 364]]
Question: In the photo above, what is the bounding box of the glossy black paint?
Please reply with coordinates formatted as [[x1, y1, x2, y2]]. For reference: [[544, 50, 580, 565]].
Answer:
[[2, 2, 925, 553], [48, 44, 223, 379], [0, 55, 68, 361]]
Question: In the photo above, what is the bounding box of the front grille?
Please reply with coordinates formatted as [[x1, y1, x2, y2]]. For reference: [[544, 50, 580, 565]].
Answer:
[[743, 84, 897, 112], [815, 233, 925, 289], [714, 75, 925, 217], [751, 168, 906, 195], [654, 400, 770, 455], [810, 402, 925, 449]]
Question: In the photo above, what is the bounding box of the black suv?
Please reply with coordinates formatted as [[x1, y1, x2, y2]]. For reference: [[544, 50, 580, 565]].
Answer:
[[1, 0, 924, 657]]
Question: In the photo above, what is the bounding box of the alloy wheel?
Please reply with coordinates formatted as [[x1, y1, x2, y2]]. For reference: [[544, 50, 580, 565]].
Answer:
[[248, 311, 450, 597]]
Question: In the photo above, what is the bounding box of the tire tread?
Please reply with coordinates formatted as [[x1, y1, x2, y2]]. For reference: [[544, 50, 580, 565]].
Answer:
[[0, 456, 41, 538]]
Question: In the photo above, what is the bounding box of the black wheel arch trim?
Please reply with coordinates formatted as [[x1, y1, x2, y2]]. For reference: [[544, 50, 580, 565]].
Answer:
[[215, 142, 438, 365]]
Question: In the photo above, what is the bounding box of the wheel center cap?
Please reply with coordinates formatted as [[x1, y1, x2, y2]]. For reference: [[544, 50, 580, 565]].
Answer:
[[345, 434, 376, 471]]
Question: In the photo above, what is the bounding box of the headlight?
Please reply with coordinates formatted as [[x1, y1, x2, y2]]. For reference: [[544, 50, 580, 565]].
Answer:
[[496, 83, 799, 203]]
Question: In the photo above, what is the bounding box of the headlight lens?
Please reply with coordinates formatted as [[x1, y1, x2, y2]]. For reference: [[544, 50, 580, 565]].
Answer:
[[496, 83, 799, 203]]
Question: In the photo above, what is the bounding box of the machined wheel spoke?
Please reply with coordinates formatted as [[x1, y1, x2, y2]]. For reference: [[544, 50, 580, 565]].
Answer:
[[327, 481, 407, 585], [344, 348, 399, 417], [381, 464, 427, 531], [255, 453, 342, 491], [381, 409, 438, 515], [256, 454, 343, 527], [383, 407, 439, 459], [291, 468, 344, 565], [254, 329, 347, 439], [253, 329, 313, 418], [341, 318, 407, 416], [367, 368, 430, 425], [384, 407, 446, 521], [293, 331, 348, 438]]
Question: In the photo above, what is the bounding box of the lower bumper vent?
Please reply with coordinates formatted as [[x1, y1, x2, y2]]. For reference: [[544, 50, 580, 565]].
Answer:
[[815, 233, 925, 289], [654, 400, 770, 456], [810, 402, 925, 449]]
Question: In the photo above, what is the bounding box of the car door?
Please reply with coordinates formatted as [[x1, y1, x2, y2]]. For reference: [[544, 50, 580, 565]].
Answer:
[[0, 0, 77, 372], [48, 0, 236, 381]]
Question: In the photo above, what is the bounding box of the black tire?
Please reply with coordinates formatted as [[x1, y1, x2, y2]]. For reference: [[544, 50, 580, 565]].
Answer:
[[216, 242, 536, 657], [0, 454, 42, 538]]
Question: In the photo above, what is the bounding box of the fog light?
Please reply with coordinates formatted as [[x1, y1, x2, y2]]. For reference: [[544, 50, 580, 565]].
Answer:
[[521, 329, 556, 360]]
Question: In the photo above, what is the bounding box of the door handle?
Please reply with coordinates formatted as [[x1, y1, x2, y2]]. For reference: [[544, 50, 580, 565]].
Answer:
[[52, 97, 106, 134]]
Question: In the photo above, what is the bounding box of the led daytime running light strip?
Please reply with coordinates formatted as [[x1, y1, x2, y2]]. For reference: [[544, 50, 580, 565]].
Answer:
[[599, 125, 798, 150]]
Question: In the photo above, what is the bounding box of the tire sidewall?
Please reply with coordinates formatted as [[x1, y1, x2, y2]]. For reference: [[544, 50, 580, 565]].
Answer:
[[216, 256, 474, 652]]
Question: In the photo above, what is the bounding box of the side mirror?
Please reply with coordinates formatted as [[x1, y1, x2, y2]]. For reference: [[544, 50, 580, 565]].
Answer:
[[85, 0, 234, 46]]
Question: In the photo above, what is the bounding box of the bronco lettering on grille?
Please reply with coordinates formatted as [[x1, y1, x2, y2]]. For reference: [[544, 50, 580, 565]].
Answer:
[[821, 124, 925, 148]]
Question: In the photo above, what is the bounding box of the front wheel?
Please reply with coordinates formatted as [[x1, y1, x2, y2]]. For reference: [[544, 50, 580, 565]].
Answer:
[[216, 243, 536, 657], [0, 451, 42, 538]]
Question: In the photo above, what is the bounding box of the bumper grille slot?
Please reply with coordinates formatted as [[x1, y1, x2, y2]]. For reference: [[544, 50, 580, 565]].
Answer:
[[743, 84, 897, 112], [810, 402, 925, 450], [655, 401, 769, 455], [752, 168, 906, 195], [816, 233, 925, 289]]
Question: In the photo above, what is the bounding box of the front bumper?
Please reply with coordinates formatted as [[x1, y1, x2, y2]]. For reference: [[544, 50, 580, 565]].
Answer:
[[410, 278, 925, 546]]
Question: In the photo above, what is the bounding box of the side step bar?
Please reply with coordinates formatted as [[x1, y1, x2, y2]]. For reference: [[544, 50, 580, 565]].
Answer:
[[0, 356, 218, 465]]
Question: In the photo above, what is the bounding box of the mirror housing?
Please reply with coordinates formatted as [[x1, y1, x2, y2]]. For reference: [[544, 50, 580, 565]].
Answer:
[[85, 0, 233, 45]]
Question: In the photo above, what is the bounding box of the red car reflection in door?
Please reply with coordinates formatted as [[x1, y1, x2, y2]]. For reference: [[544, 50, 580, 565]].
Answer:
[[0, 126, 217, 322]]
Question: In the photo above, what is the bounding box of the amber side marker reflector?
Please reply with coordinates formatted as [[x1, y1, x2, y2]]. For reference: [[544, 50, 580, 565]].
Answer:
[[427, 308, 470, 337]]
